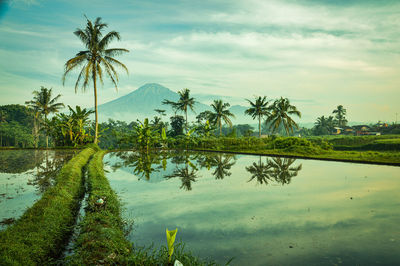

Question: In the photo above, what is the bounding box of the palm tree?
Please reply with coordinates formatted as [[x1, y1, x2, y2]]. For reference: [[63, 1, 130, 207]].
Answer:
[[62, 16, 129, 144], [266, 97, 301, 135], [162, 88, 196, 131], [332, 105, 347, 127], [245, 96, 270, 138], [209, 100, 235, 136], [313, 115, 335, 135], [25, 87, 64, 148]]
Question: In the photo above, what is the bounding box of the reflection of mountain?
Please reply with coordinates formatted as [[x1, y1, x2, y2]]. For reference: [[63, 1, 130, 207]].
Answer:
[[0, 150, 44, 173], [246, 156, 302, 186]]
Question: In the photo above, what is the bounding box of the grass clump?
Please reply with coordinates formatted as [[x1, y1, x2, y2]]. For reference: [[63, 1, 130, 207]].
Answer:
[[0, 147, 96, 265]]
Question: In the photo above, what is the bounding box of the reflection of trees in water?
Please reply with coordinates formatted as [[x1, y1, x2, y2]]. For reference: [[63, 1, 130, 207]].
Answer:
[[28, 150, 75, 193], [111, 151, 165, 180], [268, 157, 302, 185], [165, 164, 199, 191], [0, 150, 44, 173], [246, 156, 272, 185], [211, 154, 236, 180], [196, 153, 236, 180], [246, 156, 302, 186]]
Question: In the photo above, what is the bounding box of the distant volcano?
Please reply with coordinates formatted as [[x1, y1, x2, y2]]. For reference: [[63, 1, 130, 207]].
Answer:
[[97, 83, 249, 123]]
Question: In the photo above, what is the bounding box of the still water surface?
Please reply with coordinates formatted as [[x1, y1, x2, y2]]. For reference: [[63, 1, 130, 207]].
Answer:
[[0, 150, 75, 229], [104, 151, 400, 265]]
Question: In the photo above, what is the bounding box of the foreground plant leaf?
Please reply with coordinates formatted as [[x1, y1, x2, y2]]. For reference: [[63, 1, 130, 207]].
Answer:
[[166, 228, 178, 262]]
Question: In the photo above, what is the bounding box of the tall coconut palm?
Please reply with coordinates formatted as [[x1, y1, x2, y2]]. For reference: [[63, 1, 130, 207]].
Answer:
[[162, 88, 195, 131], [62, 17, 129, 144], [209, 100, 235, 136], [266, 97, 301, 135], [332, 105, 347, 127], [26, 87, 64, 148], [245, 96, 270, 138]]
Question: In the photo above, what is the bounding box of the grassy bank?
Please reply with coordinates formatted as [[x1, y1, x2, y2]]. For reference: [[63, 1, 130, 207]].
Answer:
[[0, 147, 96, 265], [68, 150, 132, 265], [172, 136, 400, 166]]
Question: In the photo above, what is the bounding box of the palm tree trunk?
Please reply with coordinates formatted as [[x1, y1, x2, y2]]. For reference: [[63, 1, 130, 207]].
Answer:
[[259, 114, 261, 138], [219, 119, 222, 136], [33, 116, 38, 148], [185, 110, 188, 133], [93, 70, 98, 144], [45, 114, 48, 148]]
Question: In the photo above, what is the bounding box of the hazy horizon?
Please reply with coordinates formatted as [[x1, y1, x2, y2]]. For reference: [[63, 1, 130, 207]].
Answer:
[[0, 0, 399, 124]]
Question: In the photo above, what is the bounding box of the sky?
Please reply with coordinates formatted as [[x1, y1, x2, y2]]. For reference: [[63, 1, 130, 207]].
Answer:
[[0, 0, 399, 123]]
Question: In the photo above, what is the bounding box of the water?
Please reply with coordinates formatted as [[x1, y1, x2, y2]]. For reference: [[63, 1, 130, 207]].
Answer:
[[0, 150, 76, 229], [104, 151, 400, 265]]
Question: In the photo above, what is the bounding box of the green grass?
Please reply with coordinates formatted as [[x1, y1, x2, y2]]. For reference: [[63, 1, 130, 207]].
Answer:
[[67, 150, 132, 265], [0, 147, 96, 265]]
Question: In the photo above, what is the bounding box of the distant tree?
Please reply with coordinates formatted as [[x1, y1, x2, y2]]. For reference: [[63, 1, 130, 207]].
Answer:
[[266, 97, 301, 135], [0, 110, 7, 146], [332, 105, 348, 127], [63, 16, 129, 144], [209, 100, 235, 136], [196, 110, 213, 124], [25, 103, 41, 148], [235, 124, 254, 137], [162, 88, 196, 132], [245, 96, 270, 138], [169, 115, 185, 137], [313, 115, 335, 135], [25, 87, 64, 148]]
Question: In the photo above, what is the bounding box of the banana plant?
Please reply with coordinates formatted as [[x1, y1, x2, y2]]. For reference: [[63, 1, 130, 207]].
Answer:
[[134, 118, 159, 151]]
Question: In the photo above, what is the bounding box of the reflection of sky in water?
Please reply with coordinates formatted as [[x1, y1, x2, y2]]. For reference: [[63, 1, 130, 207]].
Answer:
[[0, 150, 75, 230], [105, 152, 400, 265]]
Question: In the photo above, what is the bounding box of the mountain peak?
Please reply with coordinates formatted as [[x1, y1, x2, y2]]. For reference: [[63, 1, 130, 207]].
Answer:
[[135, 83, 174, 94]]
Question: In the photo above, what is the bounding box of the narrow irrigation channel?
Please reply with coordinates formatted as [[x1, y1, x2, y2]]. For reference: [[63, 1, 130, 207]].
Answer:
[[66, 150, 132, 265]]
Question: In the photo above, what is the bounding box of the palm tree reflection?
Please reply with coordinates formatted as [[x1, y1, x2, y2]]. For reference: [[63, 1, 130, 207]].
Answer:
[[246, 156, 302, 186], [211, 154, 236, 180], [165, 164, 199, 191], [246, 156, 272, 185], [268, 157, 302, 185]]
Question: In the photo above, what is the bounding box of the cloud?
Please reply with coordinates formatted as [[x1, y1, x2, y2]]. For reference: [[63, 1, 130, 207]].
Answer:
[[0, 0, 399, 122]]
